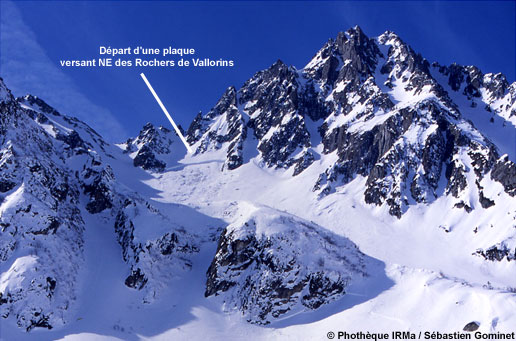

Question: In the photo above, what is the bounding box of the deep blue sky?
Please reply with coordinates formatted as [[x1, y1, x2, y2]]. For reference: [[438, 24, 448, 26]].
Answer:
[[1, 1, 515, 141]]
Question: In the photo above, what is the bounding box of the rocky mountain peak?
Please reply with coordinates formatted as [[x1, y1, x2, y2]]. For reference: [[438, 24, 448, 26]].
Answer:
[[124, 122, 183, 172], [377, 30, 401, 45], [334, 25, 369, 49], [305, 27, 381, 87], [138, 122, 173, 141], [186, 26, 516, 219], [378, 31, 431, 77], [206, 86, 237, 119]]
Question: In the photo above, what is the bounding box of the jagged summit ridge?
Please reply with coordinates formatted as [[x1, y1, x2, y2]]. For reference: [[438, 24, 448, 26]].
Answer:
[[185, 86, 247, 170], [185, 27, 516, 218]]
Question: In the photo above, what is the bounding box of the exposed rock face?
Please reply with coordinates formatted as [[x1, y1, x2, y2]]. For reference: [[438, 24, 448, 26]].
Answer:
[[435, 63, 516, 124], [123, 122, 184, 172], [81, 154, 116, 214], [186, 87, 248, 170], [114, 197, 199, 301], [242, 60, 312, 170], [205, 203, 368, 324], [0, 79, 200, 330], [491, 156, 516, 196], [0, 80, 85, 331], [463, 321, 480, 332], [186, 26, 516, 218], [475, 242, 516, 262]]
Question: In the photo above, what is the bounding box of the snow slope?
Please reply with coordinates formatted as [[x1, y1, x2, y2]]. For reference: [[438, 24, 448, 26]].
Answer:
[[1, 25, 516, 340]]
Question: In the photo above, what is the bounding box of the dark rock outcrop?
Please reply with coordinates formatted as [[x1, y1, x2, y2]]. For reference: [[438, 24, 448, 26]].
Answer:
[[125, 123, 181, 172], [463, 321, 480, 332], [205, 204, 367, 324]]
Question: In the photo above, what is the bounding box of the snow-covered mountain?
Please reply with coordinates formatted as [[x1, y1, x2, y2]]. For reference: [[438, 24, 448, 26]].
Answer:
[[187, 26, 515, 218], [1, 26, 516, 340], [121, 123, 185, 172], [0, 86, 201, 332]]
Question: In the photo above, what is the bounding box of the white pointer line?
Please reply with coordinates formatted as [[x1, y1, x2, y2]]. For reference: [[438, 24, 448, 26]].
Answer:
[[140, 73, 193, 153]]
